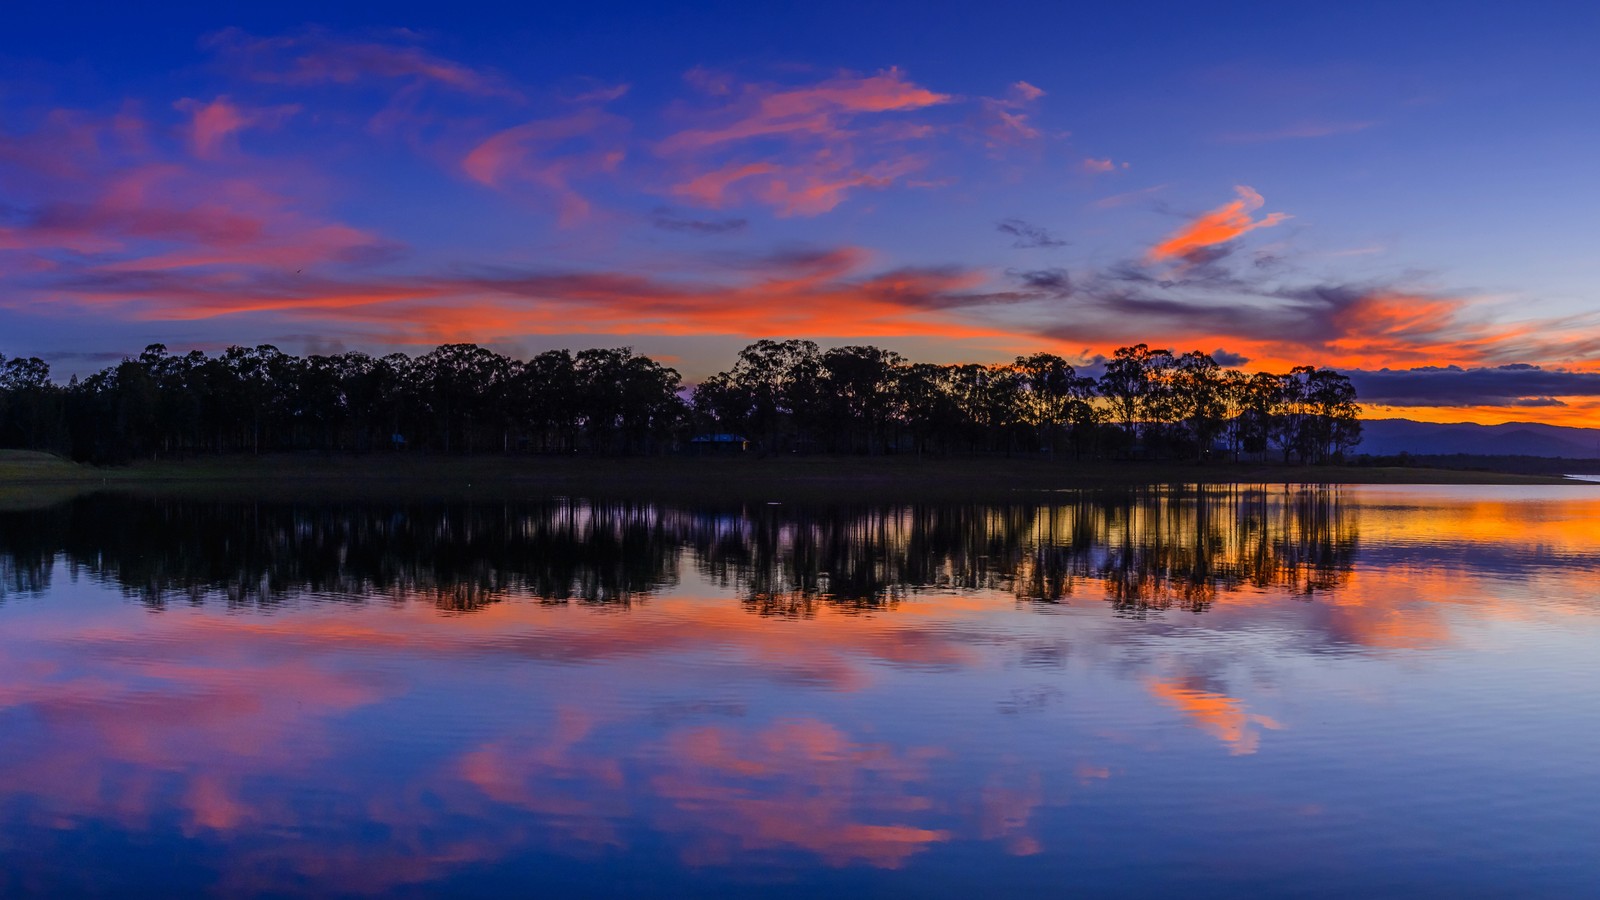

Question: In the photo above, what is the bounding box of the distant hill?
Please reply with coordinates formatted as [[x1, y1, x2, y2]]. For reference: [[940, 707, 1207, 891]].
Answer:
[[1359, 419, 1600, 458]]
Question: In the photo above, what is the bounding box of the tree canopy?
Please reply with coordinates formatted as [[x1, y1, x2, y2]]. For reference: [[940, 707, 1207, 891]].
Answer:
[[0, 341, 1360, 464]]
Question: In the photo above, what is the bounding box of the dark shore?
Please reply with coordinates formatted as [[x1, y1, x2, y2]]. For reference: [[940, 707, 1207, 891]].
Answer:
[[1, 449, 1587, 508]]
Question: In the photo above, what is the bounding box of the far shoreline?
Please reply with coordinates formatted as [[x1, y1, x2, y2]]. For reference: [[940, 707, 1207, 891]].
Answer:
[[2, 450, 1591, 507]]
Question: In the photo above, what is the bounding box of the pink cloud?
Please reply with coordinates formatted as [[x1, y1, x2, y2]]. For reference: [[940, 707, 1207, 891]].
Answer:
[[1093, 183, 1168, 209], [0, 108, 392, 275], [673, 156, 920, 216], [174, 96, 299, 160], [204, 27, 517, 98], [1080, 157, 1128, 174], [974, 78, 1050, 149], [461, 107, 629, 224], [657, 68, 950, 215], [1010, 81, 1046, 103]]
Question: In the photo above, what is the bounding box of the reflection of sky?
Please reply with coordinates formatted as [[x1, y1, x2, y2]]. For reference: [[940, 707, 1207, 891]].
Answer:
[[7, 4, 1600, 425], [2, 487, 1600, 895]]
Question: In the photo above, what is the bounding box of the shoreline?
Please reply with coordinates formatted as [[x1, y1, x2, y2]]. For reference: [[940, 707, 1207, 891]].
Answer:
[[1, 450, 1588, 506]]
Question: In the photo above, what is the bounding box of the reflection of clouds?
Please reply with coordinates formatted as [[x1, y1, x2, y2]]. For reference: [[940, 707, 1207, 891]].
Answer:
[[979, 770, 1044, 856], [0, 626, 396, 839], [649, 719, 949, 868], [1145, 678, 1283, 755], [997, 685, 1064, 715], [0, 599, 1054, 890], [6, 487, 1600, 890], [455, 708, 631, 851], [204, 597, 988, 693]]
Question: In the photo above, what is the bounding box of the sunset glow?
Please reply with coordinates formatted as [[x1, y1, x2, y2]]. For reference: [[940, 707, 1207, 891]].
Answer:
[[4, 4, 1599, 426]]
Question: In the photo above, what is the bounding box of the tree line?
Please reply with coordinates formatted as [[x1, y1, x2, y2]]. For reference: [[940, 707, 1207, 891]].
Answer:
[[0, 339, 1359, 464]]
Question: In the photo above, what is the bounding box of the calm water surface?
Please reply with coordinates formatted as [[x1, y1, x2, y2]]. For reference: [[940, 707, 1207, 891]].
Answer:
[[1, 485, 1598, 897]]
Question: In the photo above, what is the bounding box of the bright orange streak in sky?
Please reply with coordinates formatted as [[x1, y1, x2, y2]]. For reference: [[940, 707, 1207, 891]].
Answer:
[[1148, 185, 1289, 261]]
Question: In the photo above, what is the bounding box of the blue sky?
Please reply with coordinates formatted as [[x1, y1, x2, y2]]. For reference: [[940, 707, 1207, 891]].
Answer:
[[4, 1, 1600, 422]]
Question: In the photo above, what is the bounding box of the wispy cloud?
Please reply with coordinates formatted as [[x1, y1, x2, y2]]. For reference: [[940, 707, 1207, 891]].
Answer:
[[650, 210, 748, 235], [656, 67, 951, 215], [1093, 183, 1168, 210], [1218, 120, 1377, 143], [996, 218, 1066, 249], [659, 67, 948, 153], [204, 27, 518, 98], [174, 96, 299, 160], [1079, 157, 1127, 174], [0, 106, 394, 283], [671, 157, 921, 217], [1147, 185, 1288, 261], [461, 107, 629, 225], [977, 81, 1049, 148]]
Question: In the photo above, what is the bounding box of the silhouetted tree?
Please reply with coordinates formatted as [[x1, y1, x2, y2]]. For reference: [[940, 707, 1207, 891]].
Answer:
[[1, 339, 1360, 465]]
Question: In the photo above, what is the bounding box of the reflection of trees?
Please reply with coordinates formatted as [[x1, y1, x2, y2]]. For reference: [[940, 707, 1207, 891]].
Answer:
[[0, 488, 1356, 613], [0, 496, 681, 609], [688, 488, 1355, 616], [1091, 487, 1355, 614]]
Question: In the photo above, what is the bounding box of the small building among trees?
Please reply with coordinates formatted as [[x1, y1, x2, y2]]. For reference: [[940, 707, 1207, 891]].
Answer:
[[688, 433, 749, 454]]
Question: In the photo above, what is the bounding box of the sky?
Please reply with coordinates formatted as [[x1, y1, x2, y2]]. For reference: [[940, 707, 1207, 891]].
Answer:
[[3, 1, 1600, 425]]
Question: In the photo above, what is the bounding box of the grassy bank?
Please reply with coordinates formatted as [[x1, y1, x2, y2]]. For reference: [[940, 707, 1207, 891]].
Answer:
[[0, 449, 1585, 507]]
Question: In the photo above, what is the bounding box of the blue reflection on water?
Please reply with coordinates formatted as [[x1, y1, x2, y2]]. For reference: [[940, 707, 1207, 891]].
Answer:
[[0, 485, 1597, 897]]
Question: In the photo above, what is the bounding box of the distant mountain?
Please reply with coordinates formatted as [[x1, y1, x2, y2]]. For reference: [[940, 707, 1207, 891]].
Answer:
[[1359, 419, 1600, 458]]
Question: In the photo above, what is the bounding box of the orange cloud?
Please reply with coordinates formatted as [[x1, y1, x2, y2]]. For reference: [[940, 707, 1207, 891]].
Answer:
[[660, 67, 949, 154], [37, 242, 1033, 353], [1148, 185, 1289, 261]]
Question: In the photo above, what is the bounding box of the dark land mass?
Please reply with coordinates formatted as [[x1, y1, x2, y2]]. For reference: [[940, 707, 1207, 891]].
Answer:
[[1, 450, 1586, 510], [1360, 418, 1600, 457], [1360, 453, 1600, 477]]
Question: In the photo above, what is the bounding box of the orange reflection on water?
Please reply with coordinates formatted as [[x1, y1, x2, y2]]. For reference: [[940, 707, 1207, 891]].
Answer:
[[1145, 679, 1283, 755]]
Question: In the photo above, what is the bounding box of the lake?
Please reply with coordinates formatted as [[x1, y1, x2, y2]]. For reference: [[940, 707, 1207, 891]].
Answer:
[[1, 484, 1598, 897]]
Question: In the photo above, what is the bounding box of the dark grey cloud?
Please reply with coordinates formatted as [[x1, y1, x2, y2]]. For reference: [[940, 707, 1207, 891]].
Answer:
[[1211, 348, 1250, 367], [1055, 262, 1464, 359], [1011, 268, 1072, 294], [1348, 365, 1600, 407], [997, 218, 1067, 249], [651, 210, 748, 235], [39, 350, 139, 363], [868, 266, 1040, 310]]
